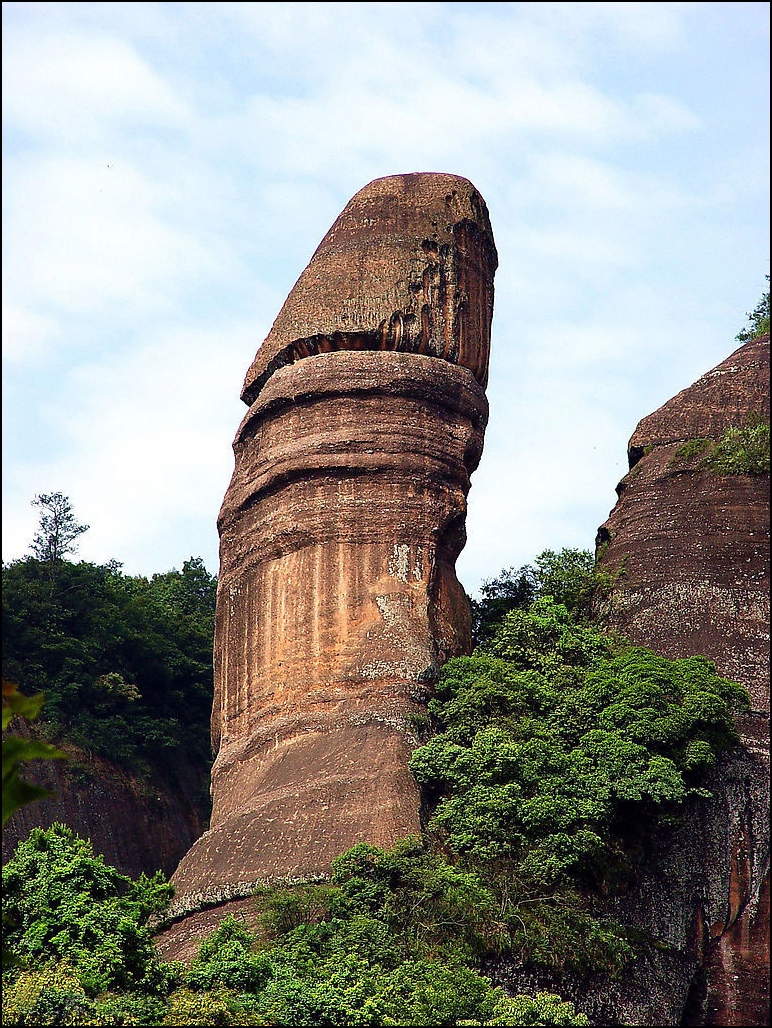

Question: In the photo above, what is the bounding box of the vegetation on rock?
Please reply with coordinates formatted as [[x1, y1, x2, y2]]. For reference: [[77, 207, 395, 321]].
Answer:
[[2, 547, 749, 1025], [412, 598, 748, 881], [735, 276, 770, 342], [470, 547, 615, 647], [2, 826, 591, 1026], [671, 413, 770, 475], [1, 483, 755, 1027]]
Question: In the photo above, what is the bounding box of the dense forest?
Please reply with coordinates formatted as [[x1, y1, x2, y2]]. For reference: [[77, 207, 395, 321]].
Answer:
[[2, 520, 750, 1025], [2, 544, 216, 775]]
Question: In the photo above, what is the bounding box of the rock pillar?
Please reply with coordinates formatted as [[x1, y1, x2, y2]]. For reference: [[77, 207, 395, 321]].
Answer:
[[171, 173, 497, 910]]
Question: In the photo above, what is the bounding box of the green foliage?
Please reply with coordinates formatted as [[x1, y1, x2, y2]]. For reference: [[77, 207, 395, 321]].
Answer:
[[185, 909, 505, 1026], [461, 991, 590, 1025], [1, 814, 591, 1025], [2, 824, 173, 995], [735, 276, 770, 341], [160, 987, 249, 1025], [703, 416, 770, 474], [2, 682, 68, 971], [532, 549, 598, 618], [328, 839, 502, 961], [471, 548, 604, 647], [2, 681, 66, 828], [502, 896, 632, 976], [185, 916, 273, 994], [672, 438, 713, 463], [1, 964, 175, 1027], [93, 991, 170, 1025], [166, 845, 585, 1024], [1, 961, 95, 1026], [2, 555, 216, 772], [163, 840, 591, 1025], [411, 598, 748, 885], [471, 566, 538, 648], [672, 414, 770, 475]]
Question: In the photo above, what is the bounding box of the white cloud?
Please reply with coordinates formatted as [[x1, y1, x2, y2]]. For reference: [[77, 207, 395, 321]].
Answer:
[[3, 152, 235, 359], [1, 303, 59, 364], [2, 29, 188, 141], [2, 316, 264, 574]]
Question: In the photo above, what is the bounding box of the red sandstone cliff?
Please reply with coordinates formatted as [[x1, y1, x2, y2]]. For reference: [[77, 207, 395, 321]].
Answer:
[[2, 724, 209, 879], [480, 336, 769, 1028], [594, 333, 770, 1026]]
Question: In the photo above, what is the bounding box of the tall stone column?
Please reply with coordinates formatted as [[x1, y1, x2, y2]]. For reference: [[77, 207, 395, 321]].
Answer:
[[171, 173, 497, 910]]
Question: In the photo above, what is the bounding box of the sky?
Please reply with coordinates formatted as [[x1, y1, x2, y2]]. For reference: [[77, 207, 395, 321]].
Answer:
[[2, 2, 769, 597]]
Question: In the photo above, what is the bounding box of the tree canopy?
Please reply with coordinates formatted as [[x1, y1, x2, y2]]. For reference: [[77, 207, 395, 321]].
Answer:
[[2, 555, 217, 772], [412, 597, 748, 887], [470, 547, 611, 648], [29, 493, 90, 566]]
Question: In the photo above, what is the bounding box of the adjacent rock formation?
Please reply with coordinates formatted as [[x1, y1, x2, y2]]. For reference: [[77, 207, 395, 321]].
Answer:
[[594, 333, 770, 1026], [2, 727, 208, 880], [170, 173, 497, 916], [596, 334, 770, 716]]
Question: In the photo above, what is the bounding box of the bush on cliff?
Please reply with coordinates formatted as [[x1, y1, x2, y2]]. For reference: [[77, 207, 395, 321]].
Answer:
[[174, 900, 590, 1026], [672, 412, 770, 475], [470, 547, 603, 648], [735, 275, 770, 341], [2, 827, 591, 1025], [410, 597, 749, 888], [2, 824, 174, 996]]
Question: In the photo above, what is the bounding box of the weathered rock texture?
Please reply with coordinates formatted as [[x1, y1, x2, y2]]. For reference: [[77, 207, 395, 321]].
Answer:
[[594, 333, 770, 1026], [170, 173, 496, 918], [2, 724, 209, 879]]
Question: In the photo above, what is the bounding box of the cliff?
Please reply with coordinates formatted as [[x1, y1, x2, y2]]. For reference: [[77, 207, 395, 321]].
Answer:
[[2, 723, 209, 880], [592, 333, 770, 1026]]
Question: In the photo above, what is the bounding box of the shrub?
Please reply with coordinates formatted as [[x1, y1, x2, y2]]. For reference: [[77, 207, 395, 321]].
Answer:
[[411, 599, 748, 885], [2, 824, 172, 994]]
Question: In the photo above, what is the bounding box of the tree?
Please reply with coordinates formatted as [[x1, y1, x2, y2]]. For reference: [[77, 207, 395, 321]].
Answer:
[[471, 566, 538, 649], [736, 276, 770, 342], [2, 554, 216, 772], [471, 548, 599, 648], [411, 598, 749, 883], [29, 493, 89, 565]]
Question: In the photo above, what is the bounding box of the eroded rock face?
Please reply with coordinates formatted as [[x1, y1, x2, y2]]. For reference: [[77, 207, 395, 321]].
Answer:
[[595, 334, 770, 1027], [170, 173, 496, 916], [2, 725, 208, 880], [241, 171, 496, 402]]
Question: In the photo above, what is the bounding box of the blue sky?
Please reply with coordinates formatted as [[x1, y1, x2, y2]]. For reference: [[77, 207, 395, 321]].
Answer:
[[2, 2, 769, 595]]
